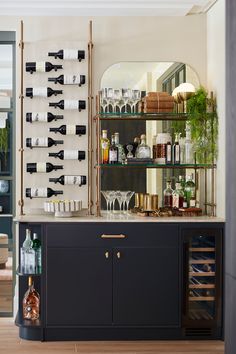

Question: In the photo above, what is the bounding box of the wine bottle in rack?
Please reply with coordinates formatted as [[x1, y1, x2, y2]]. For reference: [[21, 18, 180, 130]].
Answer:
[[48, 49, 85, 61], [48, 150, 86, 161], [48, 74, 86, 86], [26, 87, 63, 99], [25, 62, 63, 74], [26, 162, 63, 174], [26, 137, 64, 149], [49, 125, 86, 136], [49, 175, 86, 186], [25, 187, 63, 199], [49, 100, 86, 111], [26, 112, 64, 123]]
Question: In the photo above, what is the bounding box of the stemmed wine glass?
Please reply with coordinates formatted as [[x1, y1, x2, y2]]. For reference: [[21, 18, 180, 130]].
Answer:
[[100, 89, 109, 113], [131, 89, 141, 113], [113, 89, 123, 114], [122, 88, 131, 114], [125, 191, 135, 214], [101, 191, 110, 214], [107, 88, 114, 113]]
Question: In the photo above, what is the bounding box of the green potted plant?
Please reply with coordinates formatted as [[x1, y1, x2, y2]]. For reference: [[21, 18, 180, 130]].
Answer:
[[186, 87, 218, 164], [0, 124, 9, 170]]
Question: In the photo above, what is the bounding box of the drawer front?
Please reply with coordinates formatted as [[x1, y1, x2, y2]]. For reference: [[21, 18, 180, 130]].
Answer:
[[46, 223, 179, 248]]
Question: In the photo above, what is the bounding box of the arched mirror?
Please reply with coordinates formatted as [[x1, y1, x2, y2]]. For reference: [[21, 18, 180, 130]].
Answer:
[[99, 62, 200, 210]]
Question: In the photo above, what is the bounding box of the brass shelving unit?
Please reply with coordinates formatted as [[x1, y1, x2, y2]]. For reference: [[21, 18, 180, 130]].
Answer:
[[94, 101, 217, 217]]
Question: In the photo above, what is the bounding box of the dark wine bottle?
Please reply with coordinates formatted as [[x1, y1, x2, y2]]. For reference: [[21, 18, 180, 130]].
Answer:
[[25, 62, 63, 74], [48, 49, 85, 61], [173, 135, 180, 165], [108, 135, 118, 164], [49, 175, 86, 186], [48, 74, 86, 86], [26, 162, 63, 174], [166, 141, 172, 165], [49, 99, 86, 111], [26, 87, 63, 99], [26, 112, 64, 123], [49, 125, 86, 136], [48, 150, 85, 161], [26, 137, 64, 149], [25, 187, 63, 199]]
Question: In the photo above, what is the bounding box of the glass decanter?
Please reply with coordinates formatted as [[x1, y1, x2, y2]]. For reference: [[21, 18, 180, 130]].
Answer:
[[135, 134, 151, 159]]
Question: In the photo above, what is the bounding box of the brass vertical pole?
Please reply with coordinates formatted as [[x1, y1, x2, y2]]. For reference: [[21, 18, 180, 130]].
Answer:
[[87, 20, 94, 215], [18, 20, 24, 215], [96, 102, 101, 217]]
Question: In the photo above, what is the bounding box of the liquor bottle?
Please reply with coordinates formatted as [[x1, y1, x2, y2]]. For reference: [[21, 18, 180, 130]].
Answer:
[[185, 126, 194, 164], [48, 150, 86, 161], [183, 196, 188, 208], [25, 188, 63, 199], [21, 229, 35, 274], [114, 132, 125, 163], [166, 141, 172, 165], [49, 175, 86, 186], [25, 61, 63, 74], [202, 263, 212, 272], [49, 99, 86, 111], [132, 136, 141, 155], [26, 137, 64, 149], [48, 74, 86, 86], [135, 134, 151, 158], [163, 181, 173, 208], [27, 162, 63, 174], [32, 233, 41, 274], [101, 130, 110, 164], [185, 174, 195, 207], [49, 125, 86, 136], [109, 135, 118, 164], [26, 87, 63, 98], [26, 112, 64, 123], [173, 134, 180, 165], [179, 175, 186, 190], [22, 276, 40, 320], [48, 49, 85, 61], [172, 182, 184, 208]]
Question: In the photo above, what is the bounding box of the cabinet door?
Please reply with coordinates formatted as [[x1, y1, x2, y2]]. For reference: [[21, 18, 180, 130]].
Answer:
[[46, 248, 112, 326], [113, 247, 180, 326]]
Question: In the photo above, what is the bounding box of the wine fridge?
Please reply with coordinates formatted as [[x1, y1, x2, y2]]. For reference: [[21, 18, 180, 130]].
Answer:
[[182, 228, 223, 338]]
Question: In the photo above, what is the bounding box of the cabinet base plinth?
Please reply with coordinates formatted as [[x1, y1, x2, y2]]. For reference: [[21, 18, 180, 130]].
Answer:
[[19, 327, 42, 341]]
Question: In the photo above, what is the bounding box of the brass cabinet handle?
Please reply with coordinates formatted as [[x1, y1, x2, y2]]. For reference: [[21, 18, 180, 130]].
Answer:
[[105, 251, 109, 259], [117, 252, 121, 259], [101, 234, 126, 239]]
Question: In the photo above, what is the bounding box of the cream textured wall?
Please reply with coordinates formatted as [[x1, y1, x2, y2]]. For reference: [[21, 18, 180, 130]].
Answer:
[[207, 0, 225, 218], [0, 15, 207, 214]]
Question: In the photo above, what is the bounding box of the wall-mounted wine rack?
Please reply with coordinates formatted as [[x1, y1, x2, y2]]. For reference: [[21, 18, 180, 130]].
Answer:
[[18, 21, 94, 215]]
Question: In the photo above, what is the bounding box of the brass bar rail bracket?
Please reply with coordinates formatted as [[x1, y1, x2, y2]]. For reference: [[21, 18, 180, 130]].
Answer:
[[19, 20, 25, 216], [87, 20, 94, 215], [101, 234, 126, 239]]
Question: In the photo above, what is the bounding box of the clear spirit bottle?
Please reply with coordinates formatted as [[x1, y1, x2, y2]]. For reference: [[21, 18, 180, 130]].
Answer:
[[135, 134, 151, 159], [114, 132, 125, 163], [172, 182, 184, 208], [23, 276, 40, 320], [108, 135, 118, 164]]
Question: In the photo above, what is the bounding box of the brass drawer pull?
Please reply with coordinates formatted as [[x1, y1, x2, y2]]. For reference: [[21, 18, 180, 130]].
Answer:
[[101, 234, 126, 239], [105, 251, 109, 259], [117, 252, 121, 259]]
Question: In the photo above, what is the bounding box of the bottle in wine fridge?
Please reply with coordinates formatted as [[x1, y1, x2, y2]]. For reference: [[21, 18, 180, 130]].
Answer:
[[26, 87, 63, 99], [49, 125, 86, 136], [48, 49, 85, 61], [26, 162, 63, 174], [48, 150, 86, 161], [25, 188, 63, 199], [26, 137, 64, 149], [26, 112, 64, 123], [49, 175, 86, 186], [25, 61, 63, 74], [49, 99, 86, 111], [23, 276, 40, 320], [48, 74, 86, 86]]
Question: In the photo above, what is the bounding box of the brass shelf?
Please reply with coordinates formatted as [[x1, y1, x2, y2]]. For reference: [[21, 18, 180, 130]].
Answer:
[[95, 112, 188, 121]]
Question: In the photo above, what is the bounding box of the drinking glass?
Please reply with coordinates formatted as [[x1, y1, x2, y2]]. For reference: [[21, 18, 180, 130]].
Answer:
[[115, 191, 123, 213], [107, 88, 114, 113], [101, 191, 110, 213], [132, 89, 141, 113], [125, 191, 135, 214], [113, 89, 123, 114], [100, 89, 109, 113], [122, 88, 131, 114], [120, 191, 129, 213], [107, 190, 116, 213]]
